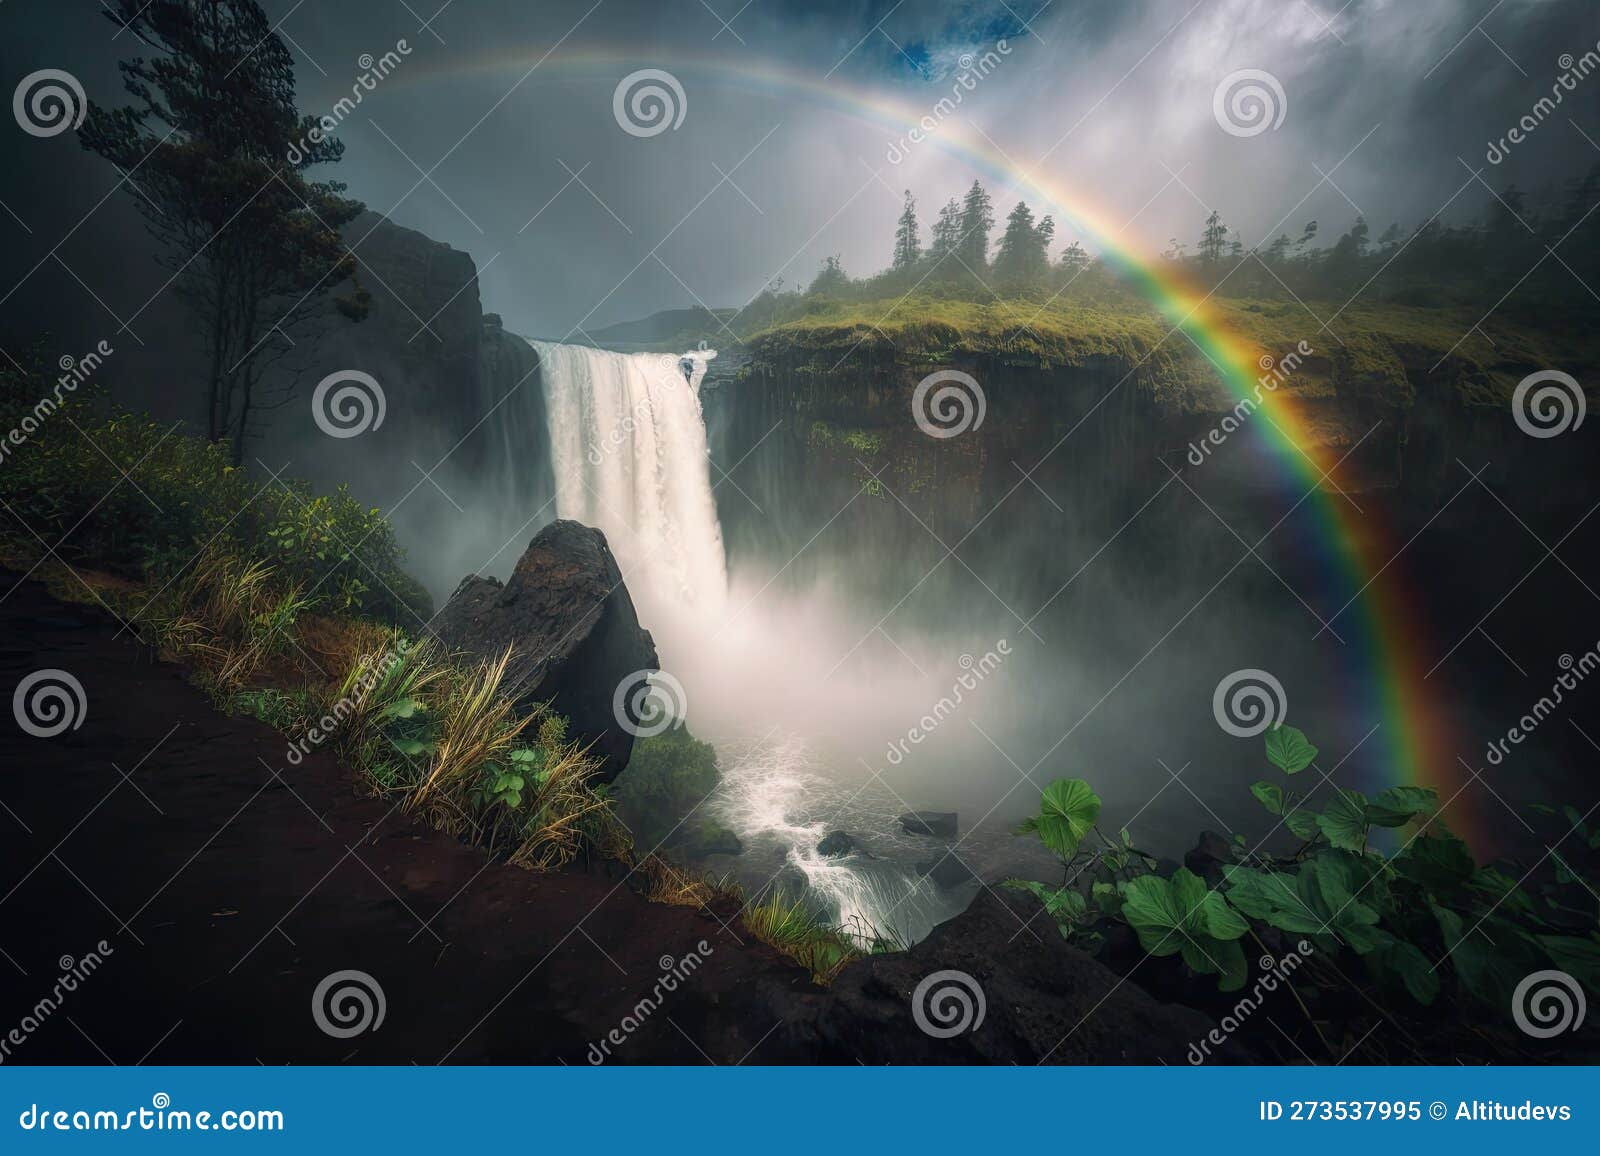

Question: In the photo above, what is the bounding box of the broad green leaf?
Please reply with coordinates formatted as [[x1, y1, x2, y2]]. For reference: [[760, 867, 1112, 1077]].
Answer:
[[1316, 788, 1370, 852], [1091, 881, 1123, 917], [1283, 806, 1322, 841], [1467, 867, 1538, 920], [1367, 786, 1438, 828], [1199, 890, 1249, 941], [1122, 869, 1247, 989], [1373, 938, 1440, 1005], [1250, 780, 1285, 815], [1026, 778, 1102, 860], [1434, 906, 1538, 1005], [1222, 865, 1325, 934], [1003, 878, 1087, 922], [1395, 832, 1475, 893], [1209, 937, 1248, 992], [380, 697, 423, 720], [1299, 852, 1382, 953], [1179, 936, 1246, 990], [1265, 724, 1318, 774], [1122, 873, 1188, 956], [389, 737, 433, 757]]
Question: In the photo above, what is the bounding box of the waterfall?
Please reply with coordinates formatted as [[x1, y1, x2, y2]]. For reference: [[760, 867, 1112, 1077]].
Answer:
[[534, 340, 726, 611], [533, 340, 954, 948]]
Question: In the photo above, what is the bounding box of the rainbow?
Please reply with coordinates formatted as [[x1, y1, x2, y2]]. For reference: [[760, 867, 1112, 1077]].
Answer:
[[388, 46, 1478, 847]]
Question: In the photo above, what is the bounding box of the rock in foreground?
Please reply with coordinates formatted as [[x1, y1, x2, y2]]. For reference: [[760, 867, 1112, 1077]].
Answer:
[[429, 520, 657, 782], [899, 811, 958, 837], [817, 831, 856, 857]]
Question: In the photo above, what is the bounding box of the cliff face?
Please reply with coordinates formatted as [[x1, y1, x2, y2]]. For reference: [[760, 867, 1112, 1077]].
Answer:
[[322, 211, 487, 444], [715, 325, 1586, 565]]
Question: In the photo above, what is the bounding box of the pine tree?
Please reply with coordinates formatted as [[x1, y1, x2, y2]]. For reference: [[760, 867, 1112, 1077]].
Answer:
[[80, 0, 369, 461], [994, 201, 1051, 288], [928, 197, 962, 265], [892, 190, 920, 270], [956, 180, 995, 271], [1199, 209, 1229, 265], [1059, 240, 1089, 276]]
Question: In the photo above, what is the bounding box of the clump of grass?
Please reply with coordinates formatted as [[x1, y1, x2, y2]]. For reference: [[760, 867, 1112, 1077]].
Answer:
[[226, 687, 313, 735], [742, 891, 862, 984], [635, 853, 740, 909], [148, 546, 312, 692]]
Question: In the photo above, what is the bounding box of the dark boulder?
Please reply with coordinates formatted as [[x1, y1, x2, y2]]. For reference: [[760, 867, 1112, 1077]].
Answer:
[[761, 888, 1249, 1063], [899, 811, 958, 837], [429, 519, 658, 782], [1184, 830, 1234, 884], [672, 822, 744, 858], [817, 831, 855, 858], [916, 850, 978, 889]]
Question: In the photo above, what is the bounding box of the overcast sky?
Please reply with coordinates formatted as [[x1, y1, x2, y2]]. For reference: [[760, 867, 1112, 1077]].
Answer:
[[3, 0, 1598, 343]]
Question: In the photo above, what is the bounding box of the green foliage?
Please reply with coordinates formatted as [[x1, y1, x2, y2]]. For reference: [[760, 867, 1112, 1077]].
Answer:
[[741, 892, 862, 984], [614, 720, 729, 855], [82, 0, 368, 458], [1015, 778, 1102, 861], [1122, 868, 1249, 991], [0, 360, 429, 624], [1006, 717, 1600, 1012], [1265, 723, 1318, 773], [226, 687, 311, 732]]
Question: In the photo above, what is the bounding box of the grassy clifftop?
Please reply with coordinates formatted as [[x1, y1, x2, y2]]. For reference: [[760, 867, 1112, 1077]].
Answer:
[[741, 295, 1595, 416]]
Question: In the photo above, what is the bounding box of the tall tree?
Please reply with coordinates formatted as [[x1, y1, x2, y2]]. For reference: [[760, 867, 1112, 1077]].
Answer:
[[1198, 209, 1229, 265], [994, 200, 1050, 288], [81, 0, 369, 462], [956, 180, 995, 271], [928, 197, 962, 265], [892, 190, 920, 270]]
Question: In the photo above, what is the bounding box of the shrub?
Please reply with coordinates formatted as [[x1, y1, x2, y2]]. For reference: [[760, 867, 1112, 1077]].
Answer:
[[614, 721, 736, 855], [0, 357, 429, 624]]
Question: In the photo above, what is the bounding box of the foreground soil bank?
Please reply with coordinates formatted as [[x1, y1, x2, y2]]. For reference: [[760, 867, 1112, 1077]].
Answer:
[[0, 574, 1224, 1064]]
